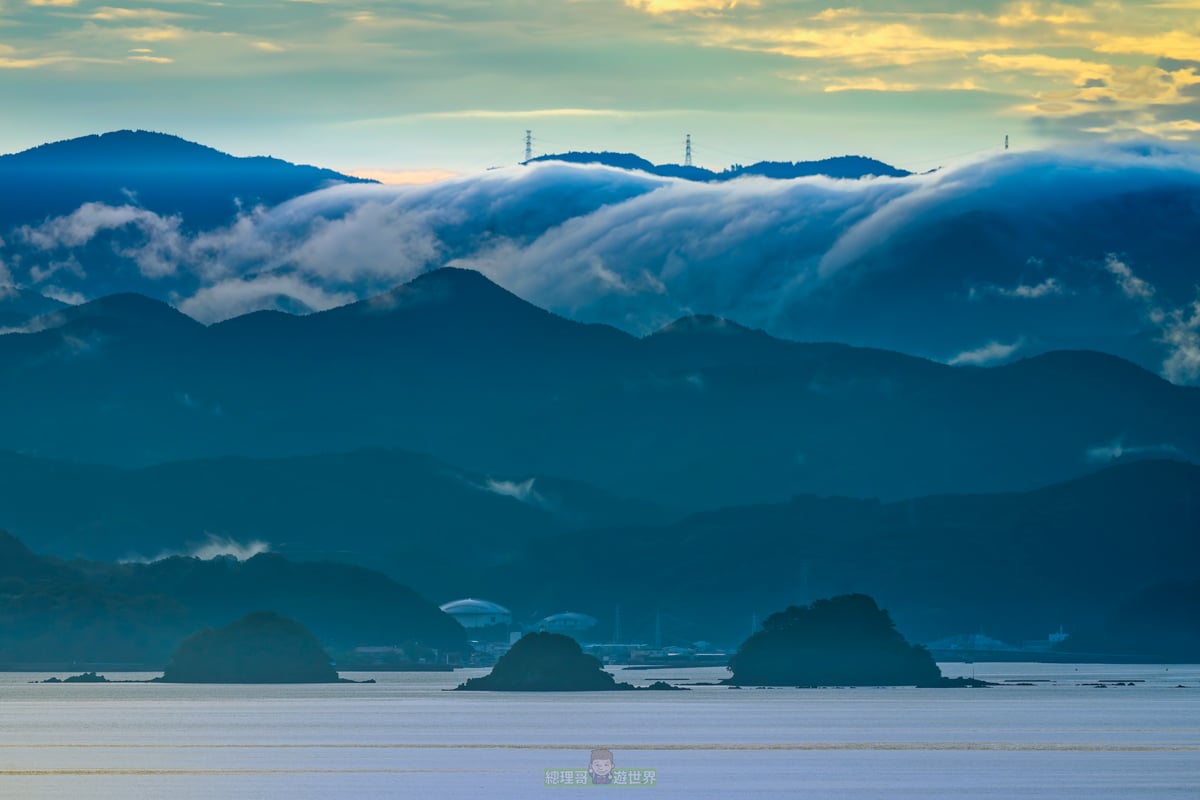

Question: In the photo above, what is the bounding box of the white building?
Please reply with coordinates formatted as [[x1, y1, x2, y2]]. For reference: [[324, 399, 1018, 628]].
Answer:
[[440, 598, 512, 629], [537, 612, 598, 636]]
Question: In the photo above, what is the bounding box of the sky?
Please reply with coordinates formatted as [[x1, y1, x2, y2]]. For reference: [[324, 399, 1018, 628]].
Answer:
[[0, 1, 1198, 179]]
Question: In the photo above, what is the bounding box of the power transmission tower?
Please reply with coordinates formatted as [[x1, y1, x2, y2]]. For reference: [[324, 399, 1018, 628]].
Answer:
[[684, 134, 692, 167], [524, 130, 533, 163]]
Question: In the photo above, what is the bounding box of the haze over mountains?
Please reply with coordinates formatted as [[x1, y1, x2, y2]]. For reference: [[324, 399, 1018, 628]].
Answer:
[[0, 448, 666, 599], [0, 130, 372, 231], [0, 448, 1193, 649], [1, 131, 1197, 383], [0, 130, 1196, 657], [485, 459, 1199, 646], [0, 530, 466, 666], [523, 151, 912, 181], [2, 268, 1197, 510]]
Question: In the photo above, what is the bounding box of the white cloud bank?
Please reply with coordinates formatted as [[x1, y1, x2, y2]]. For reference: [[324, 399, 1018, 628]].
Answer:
[[10, 145, 1200, 384], [122, 533, 271, 564], [949, 339, 1024, 367]]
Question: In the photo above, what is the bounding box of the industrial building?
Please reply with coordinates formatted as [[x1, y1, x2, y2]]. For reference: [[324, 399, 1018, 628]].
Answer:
[[439, 598, 512, 629]]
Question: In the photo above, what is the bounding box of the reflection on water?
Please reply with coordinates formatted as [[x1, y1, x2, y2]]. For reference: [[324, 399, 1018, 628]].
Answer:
[[1, 664, 1197, 799]]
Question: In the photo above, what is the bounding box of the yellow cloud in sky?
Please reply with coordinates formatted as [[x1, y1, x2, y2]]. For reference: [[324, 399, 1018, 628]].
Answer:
[[122, 26, 186, 43], [415, 108, 638, 120], [346, 167, 458, 185], [1084, 115, 1200, 140], [1093, 30, 1200, 61], [9, 0, 1200, 151], [978, 53, 1112, 83], [625, 0, 758, 13], [823, 76, 918, 93], [0, 54, 107, 67], [994, 2, 1094, 27], [706, 22, 1021, 67], [622, 0, 1200, 142], [86, 8, 192, 22]]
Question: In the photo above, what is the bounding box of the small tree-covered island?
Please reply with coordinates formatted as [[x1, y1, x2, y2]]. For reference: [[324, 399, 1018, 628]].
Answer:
[[725, 595, 987, 688], [160, 612, 343, 684], [457, 632, 629, 691], [456, 632, 683, 691]]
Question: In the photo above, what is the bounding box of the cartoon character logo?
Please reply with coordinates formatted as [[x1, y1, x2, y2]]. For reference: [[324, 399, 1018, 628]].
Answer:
[[588, 748, 615, 785]]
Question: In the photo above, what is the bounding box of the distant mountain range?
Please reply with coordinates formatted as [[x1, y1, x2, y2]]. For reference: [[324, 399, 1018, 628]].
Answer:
[[0, 130, 372, 231], [0, 530, 466, 666], [524, 151, 911, 181], [479, 459, 1200, 647], [0, 268, 1196, 513], [0, 287, 65, 328], [0, 454, 1193, 652], [1, 131, 1195, 664], [0, 448, 667, 599], [0, 132, 1196, 385]]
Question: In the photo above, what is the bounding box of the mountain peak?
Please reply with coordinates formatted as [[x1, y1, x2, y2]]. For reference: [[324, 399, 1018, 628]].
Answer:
[[0, 287, 66, 325], [337, 268, 531, 318], [25, 292, 203, 336], [654, 314, 754, 337], [409, 266, 499, 291], [526, 151, 910, 181], [6, 130, 232, 169], [306, 268, 634, 361], [3, 130, 376, 179], [0, 131, 374, 231]]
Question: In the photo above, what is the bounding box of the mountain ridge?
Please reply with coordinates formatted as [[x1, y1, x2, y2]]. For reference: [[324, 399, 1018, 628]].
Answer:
[[0, 130, 374, 235], [0, 529, 468, 666], [525, 151, 912, 181], [1, 268, 1196, 508], [483, 458, 1200, 645]]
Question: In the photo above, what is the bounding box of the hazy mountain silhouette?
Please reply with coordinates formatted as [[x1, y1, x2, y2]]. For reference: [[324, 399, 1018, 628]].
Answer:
[[0, 530, 466, 666], [525, 151, 910, 180], [0, 288, 66, 328], [1062, 578, 1200, 661], [161, 611, 341, 684], [0, 268, 1196, 508], [0, 130, 373, 232], [724, 594, 945, 687], [3, 460, 1194, 655], [483, 460, 1200, 646], [0, 448, 666, 598]]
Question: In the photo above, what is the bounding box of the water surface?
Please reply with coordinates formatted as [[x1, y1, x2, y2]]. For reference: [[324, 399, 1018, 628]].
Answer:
[[2, 663, 1197, 798]]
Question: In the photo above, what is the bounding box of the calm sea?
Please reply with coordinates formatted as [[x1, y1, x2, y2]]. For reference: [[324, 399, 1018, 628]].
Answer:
[[1, 663, 1197, 798]]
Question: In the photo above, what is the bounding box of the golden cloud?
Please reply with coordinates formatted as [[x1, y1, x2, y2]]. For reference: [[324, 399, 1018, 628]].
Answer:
[[993, 2, 1095, 28], [1093, 30, 1200, 62], [86, 7, 192, 22], [626, 0, 759, 13], [705, 22, 1022, 67], [823, 76, 918, 92], [978, 53, 1112, 83], [121, 26, 186, 43], [345, 167, 458, 185]]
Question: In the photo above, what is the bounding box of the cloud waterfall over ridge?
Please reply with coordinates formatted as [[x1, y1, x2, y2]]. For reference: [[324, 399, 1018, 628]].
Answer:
[[12, 146, 1200, 383]]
